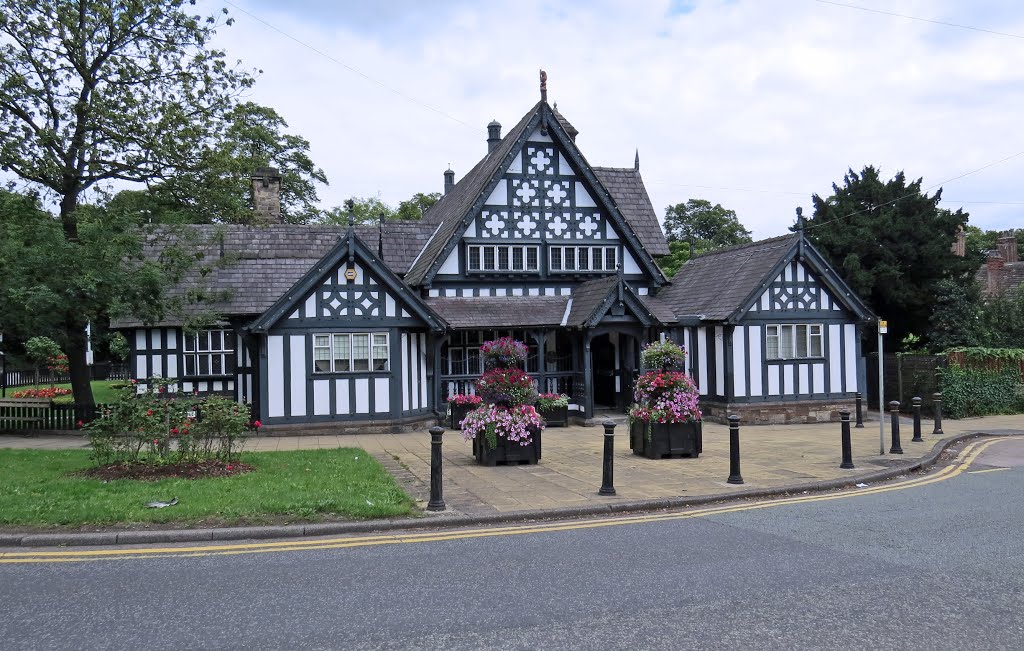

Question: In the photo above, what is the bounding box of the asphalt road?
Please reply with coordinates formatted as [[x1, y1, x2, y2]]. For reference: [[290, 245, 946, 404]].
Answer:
[[2, 438, 1023, 650]]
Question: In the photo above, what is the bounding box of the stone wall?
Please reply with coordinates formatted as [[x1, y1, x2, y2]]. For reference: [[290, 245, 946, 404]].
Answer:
[[701, 399, 855, 425]]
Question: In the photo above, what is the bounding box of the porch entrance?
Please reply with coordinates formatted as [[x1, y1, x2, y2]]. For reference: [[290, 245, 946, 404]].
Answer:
[[589, 332, 640, 413]]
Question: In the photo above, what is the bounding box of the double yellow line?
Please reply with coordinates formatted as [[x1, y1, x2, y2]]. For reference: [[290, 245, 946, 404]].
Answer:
[[0, 437, 1013, 565]]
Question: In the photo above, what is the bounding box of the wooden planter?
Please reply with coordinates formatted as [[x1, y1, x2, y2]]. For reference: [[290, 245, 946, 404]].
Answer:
[[538, 404, 569, 427], [473, 426, 542, 466], [629, 419, 702, 459], [448, 403, 477, 429]]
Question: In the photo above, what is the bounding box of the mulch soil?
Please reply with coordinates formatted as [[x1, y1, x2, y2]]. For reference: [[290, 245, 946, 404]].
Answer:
[[79, 460, 254, 482]]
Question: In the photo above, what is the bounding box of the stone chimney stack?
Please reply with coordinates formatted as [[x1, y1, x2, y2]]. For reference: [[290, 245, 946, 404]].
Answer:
[[251, 167, 283, 223], [443, 166, 455, 195], [997, 231, 1018, 264], [951, 228, 966, 257], [987, 252, 1005, 295], [487, 120, 502, 153]]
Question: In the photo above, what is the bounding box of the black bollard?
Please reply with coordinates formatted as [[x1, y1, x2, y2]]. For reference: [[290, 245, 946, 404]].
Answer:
[[840, 410, 855, 469], [427, 426, 446, 511], [855, 392, 864, 428], [889, 401, 903, 454], [911, 396, 923, 442], [599, 419, 616, 496], [727, 414, 744, 485], [932, 392, 944, 435]]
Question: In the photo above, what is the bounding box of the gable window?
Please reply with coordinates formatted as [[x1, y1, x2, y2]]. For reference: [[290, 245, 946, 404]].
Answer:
[[467, 245, 540, 273], [313, 333, 389, 373], [549, 246, 618, 272], [184, 329, 235, 377], [766, 324, 824, 360]]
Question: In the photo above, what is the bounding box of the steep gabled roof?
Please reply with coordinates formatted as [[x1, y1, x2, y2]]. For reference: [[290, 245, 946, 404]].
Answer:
[[406, 100, 668, 287], [657, 232, 875, 323], [657, 235, 798, 322], [249, 228, 445, 333], [110, 222, 436, 328], [592, 167, 669, 256]]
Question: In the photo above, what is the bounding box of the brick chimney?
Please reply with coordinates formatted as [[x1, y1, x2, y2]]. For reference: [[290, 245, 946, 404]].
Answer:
[[487, 120, 502, 153], [997, 231, 1018, 264], [987, 251, 1005, 295], [251, 167, 283, 223], [443, 166, 455, 195]]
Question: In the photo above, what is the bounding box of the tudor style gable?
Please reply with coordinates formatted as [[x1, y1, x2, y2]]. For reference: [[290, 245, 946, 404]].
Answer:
[[410, 100, 667, 289], [251, 230, 445, 333]]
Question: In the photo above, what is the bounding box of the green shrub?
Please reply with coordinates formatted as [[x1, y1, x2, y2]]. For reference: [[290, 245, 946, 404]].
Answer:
[[938, 363, 1022, 419]]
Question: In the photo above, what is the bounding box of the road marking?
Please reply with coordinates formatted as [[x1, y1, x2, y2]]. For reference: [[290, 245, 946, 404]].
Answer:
[[0, 437, 1015, 565], [967, 467, 1012, 474]]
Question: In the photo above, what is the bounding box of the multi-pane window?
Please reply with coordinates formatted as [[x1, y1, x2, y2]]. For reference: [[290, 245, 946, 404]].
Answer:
[[442, 330, 539, 376], [184, 330, 235, 376], [766, 324, 824, 360], [467, 245, 540, 272], [313, 333, 389, 373], [548, 246, 618, 272]]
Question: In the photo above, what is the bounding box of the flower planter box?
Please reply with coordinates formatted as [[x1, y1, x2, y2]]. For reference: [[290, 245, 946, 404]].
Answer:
[[448, 403, 475, 430], [538, 405, 568, 427], [473, 427, 542, 466], [629, 419, 702, 459]]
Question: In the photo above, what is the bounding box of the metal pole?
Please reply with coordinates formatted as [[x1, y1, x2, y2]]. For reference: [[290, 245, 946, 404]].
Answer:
[[889, 401, 903, 455], [427, 426, 446, 511], [727, 414, 744, 485], [878, 330, 885, 454], [932, 392, 944, 435], [855, 392, 864, 428], [911, 396, 923, 442], [840, 409, 854, 469], [599, 419, 616, 496]]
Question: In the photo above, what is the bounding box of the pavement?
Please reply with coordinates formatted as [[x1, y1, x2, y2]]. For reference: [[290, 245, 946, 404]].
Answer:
[[2, 411, 1023, 546]]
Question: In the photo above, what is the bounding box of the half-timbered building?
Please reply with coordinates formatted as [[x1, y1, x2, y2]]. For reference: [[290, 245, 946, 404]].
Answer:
[[113, 86, 872, 428]]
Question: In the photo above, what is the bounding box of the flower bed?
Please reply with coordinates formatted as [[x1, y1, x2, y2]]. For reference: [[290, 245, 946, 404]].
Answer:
[[536, 392, 569, 427], [11, 387, 71, 399]]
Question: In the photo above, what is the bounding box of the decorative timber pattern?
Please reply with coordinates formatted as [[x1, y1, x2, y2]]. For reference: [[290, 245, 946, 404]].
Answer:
[[747, 260, 844, 314]]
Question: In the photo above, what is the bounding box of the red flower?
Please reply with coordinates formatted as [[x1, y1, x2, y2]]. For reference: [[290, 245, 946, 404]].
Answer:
[[170, 427, 179, 435], [146, 409, 153, 416], [76, 420, 84, 427], [253, 420, 262, 428], [153, 438, 159, 445], [131, 379, 137, 384]]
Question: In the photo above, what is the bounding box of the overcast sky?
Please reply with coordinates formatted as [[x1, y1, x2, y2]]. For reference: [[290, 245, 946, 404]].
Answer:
[[198, 1, 1023, 237]]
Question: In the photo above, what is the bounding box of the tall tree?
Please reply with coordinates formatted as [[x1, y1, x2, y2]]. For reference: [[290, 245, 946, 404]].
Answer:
[[807, 166, 978, 349], [658, 199, 752, 278], [0, 0, 253, 404], [143, 102, 327, 224], [321, 192, 441, 226], [663, 199, 753, 248]]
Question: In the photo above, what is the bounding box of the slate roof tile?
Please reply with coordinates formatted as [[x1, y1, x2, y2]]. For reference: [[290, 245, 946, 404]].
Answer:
[[656, 234, 798, 321], [425, 296, 569, 328], [591, 167, 670, 257]]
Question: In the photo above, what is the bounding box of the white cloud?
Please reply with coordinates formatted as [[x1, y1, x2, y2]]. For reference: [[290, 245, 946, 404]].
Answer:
[[180, 1, 1024, 235]]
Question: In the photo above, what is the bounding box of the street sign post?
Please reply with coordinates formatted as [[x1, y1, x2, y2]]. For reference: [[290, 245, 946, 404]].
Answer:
[[877, 320, 887, 454]]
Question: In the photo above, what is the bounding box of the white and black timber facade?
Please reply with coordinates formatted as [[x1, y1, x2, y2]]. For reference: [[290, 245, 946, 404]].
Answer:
[[113, 93, 874, 427]]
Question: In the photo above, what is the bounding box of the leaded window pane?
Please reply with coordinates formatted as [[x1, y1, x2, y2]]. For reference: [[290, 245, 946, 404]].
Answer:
[[498, 247, 510, 270], [373, 334, 389, 371], [185, 356, 196, 376], [527, 247, 538, 270], [809, 325, 824, 357], [779, 325, 795, 358], [578, 247, 590, 270], [766, 326, 780, 360], [334, 334, 351, 372], [352, 334, 370, 371], [796, 324, 808, 358], [564, 247, 576, 270], [512, 247, 524, 270], [550, 247, 562, 271], [606, 248, 617, 270], [210, 330, 222, 352]]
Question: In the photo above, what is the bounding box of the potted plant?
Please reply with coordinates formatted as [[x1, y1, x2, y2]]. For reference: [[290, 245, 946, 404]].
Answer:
[[480, 336, 528, 370], [640, 339, 687, 371], [536, 392, 569, 427], [447, 393, 482, 429], [629, 342, 702, 459], [462, 338, 543, 465]]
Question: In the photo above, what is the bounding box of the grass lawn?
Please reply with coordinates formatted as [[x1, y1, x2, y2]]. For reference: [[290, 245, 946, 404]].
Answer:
[[0, 448, 417, 528]]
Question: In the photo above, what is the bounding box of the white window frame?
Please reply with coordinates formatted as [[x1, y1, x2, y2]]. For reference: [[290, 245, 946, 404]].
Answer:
[[766, 324, 824, 360], [548, 246, 618, 272], [183, 329, 234, 377], [313, 332, 390, 373], [467, 244, 540, 273]]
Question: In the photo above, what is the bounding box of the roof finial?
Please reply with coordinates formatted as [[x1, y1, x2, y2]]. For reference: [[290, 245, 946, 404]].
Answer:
[[539, 69, 548, 103], [345, 198, 355, 228], [635, 149, 640, 172], [793, 206, 805, 232]]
